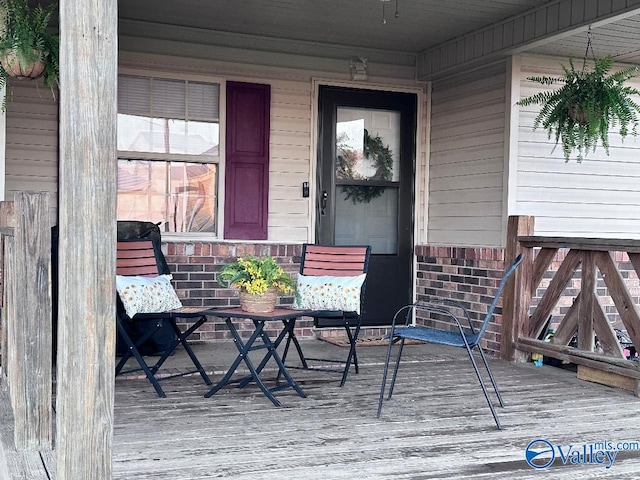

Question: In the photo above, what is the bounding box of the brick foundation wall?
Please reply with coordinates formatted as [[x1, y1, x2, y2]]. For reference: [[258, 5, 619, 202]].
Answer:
[[415, 245, 506, 357], [163, 242, 314, 340], [163, 241, 403, 343], [162, 241, 640, 353], [415, 246, 640, 358]]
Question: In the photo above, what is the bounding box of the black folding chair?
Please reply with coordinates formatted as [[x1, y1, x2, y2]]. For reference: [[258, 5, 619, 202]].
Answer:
[[115, 238, 213, 397], [377, 254, 523, 429], [281, 244, 371, 387]]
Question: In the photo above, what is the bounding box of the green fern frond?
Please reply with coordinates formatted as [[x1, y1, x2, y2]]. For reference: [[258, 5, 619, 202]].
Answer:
[[0, 0, 58, 110], [516, 55, 640, 162]]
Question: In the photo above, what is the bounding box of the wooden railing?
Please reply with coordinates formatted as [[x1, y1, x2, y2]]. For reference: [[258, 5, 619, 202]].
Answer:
[[0, 193, 53, 449], [502, 216, 640, 395]]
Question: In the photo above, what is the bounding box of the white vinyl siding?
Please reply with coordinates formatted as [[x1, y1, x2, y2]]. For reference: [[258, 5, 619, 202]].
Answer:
[[515, 54, 640, 239], [268, 79, 312, 241], [119, 51, 424, 243], [428, 64, 507, 247], [4, 80, 58, 223], [4, 45, 423, 243]]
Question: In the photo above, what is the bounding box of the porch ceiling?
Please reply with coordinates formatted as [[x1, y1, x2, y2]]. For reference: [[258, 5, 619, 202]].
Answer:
[[117, 0, 640, 66], [118, 0, 549, 54]]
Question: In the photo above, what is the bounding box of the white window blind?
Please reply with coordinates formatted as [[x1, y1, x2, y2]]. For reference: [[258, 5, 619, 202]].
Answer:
[[118, 75, 220, 121]]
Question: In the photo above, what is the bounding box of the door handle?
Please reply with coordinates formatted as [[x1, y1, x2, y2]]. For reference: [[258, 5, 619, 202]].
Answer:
[[321, 190, 328, 216]]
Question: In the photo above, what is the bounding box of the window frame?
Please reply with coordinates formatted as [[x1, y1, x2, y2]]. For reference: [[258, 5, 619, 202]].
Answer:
[[116, 69, 226, 240]]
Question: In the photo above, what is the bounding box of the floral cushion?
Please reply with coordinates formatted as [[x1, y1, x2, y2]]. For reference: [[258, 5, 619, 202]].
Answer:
[[116, 274, 183, 318], [293, 273, 366, 314]]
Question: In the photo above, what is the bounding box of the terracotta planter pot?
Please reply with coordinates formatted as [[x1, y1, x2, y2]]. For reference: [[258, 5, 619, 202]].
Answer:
[[1, 50, 46, 80], [239, 287, 278, 313]]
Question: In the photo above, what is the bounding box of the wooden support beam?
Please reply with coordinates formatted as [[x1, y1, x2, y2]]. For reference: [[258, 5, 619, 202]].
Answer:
[[595, 251, 640, 350], [530, 247, 558, 296], [577, 366, 640, 396], [592, 294, 625, 359], [520, 236, 640, 253], [501, 215, 534, 362], [528, 249, 581, 339], [6, 193, 52, 450], [517, 337, 640, 378], [551, 292, 579, 346], [578, 251, 596, 352], [0, 200, 14, 379], [628, 252, 640, 278], [56, 0, 118, 477]]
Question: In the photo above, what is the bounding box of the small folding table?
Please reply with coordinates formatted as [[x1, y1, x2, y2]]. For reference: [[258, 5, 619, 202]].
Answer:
[[204, 307, 309, 406]]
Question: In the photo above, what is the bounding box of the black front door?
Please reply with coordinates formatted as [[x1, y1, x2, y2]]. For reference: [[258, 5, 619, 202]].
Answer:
[[317, 86, 416, 326]]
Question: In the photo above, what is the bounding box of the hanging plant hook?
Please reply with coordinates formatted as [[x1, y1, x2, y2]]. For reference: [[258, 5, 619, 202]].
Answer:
[[582, 25, 597, 71]]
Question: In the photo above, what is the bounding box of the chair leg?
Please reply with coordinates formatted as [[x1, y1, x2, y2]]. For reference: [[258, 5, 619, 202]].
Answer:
[[291, 330, 309, 368], [464, 345, 502, 430], [115, 317, 163, 375], [344, 323, 360, 373], [165, 316, 212, 386], [377, 336, 404, 417], [115, 319, 166, 398], [277, 322, 309, 383], [387, 338, 406, 399], [477, 346, 504, 407], [339, 323, 361, 387]]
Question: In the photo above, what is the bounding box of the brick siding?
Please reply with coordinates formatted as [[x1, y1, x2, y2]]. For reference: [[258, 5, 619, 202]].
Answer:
[[415, 245, 640, 358], [161, 241, 639, 355], [415, 245, 506, 356], [163, 241, 311, 340]]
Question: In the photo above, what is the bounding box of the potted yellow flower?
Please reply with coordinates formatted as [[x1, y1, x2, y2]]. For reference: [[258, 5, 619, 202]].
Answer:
[[217, 256, 295, 313]]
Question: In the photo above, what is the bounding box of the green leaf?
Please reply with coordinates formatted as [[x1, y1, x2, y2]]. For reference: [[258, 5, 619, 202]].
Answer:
[[516, 55, 640, 162]]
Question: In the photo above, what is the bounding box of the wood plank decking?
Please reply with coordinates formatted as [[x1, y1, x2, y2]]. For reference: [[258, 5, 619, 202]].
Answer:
[[4, 339, 640, 479]]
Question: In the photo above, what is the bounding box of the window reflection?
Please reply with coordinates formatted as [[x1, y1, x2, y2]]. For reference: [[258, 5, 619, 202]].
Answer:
[[117, 114, 219, 155], [117, 160, 217, 233]]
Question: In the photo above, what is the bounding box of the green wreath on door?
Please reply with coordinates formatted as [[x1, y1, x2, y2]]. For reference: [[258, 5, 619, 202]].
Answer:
[[336, 129, 394, 204]]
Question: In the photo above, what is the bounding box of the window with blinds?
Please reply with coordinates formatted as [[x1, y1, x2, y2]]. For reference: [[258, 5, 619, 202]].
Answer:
[[116, 75, 220, 234]]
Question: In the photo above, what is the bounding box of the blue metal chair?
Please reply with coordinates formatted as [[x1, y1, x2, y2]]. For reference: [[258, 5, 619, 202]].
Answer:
[[377, 254, 523, 429]]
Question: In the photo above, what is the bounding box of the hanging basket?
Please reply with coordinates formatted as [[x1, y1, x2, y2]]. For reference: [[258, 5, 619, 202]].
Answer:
[[239, 287, 278, 313], [567, 104, 601, 126], [0, 50, 46, 80]]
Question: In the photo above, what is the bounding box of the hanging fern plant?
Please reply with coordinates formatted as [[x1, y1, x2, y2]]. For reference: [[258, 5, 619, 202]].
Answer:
[[336, 129, 394, 203], [0, 0, 59, 110], [517, 55, 640, 162]]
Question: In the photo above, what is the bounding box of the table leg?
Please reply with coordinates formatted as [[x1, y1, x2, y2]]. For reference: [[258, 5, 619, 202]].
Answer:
[[203, 318, 262, 399], [264, 319, 306, 399], [239, 318, 291, 385], [204, 317, 284, 407], [237, 319, 306, 399]]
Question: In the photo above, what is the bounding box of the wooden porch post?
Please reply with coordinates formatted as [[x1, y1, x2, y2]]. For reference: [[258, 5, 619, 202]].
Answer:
[[56, 0, 118, 478], [8, 194, 52, 450], [0, 200, 14, 381], [578, 251, 596, 351], [501, 215, 534, 362]]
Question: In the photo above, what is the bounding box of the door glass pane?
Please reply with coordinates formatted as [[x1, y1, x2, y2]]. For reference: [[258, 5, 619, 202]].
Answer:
[[334, 107, 400, 254], [335, 187, 398, 254], [336, 108, 400, 182]]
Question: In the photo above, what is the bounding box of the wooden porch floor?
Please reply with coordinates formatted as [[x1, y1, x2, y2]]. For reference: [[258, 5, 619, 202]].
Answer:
[[5, 339, 640, 479]]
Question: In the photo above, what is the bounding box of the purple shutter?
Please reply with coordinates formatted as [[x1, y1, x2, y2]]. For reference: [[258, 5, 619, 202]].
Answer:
[[224, 81, 271, 240]]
